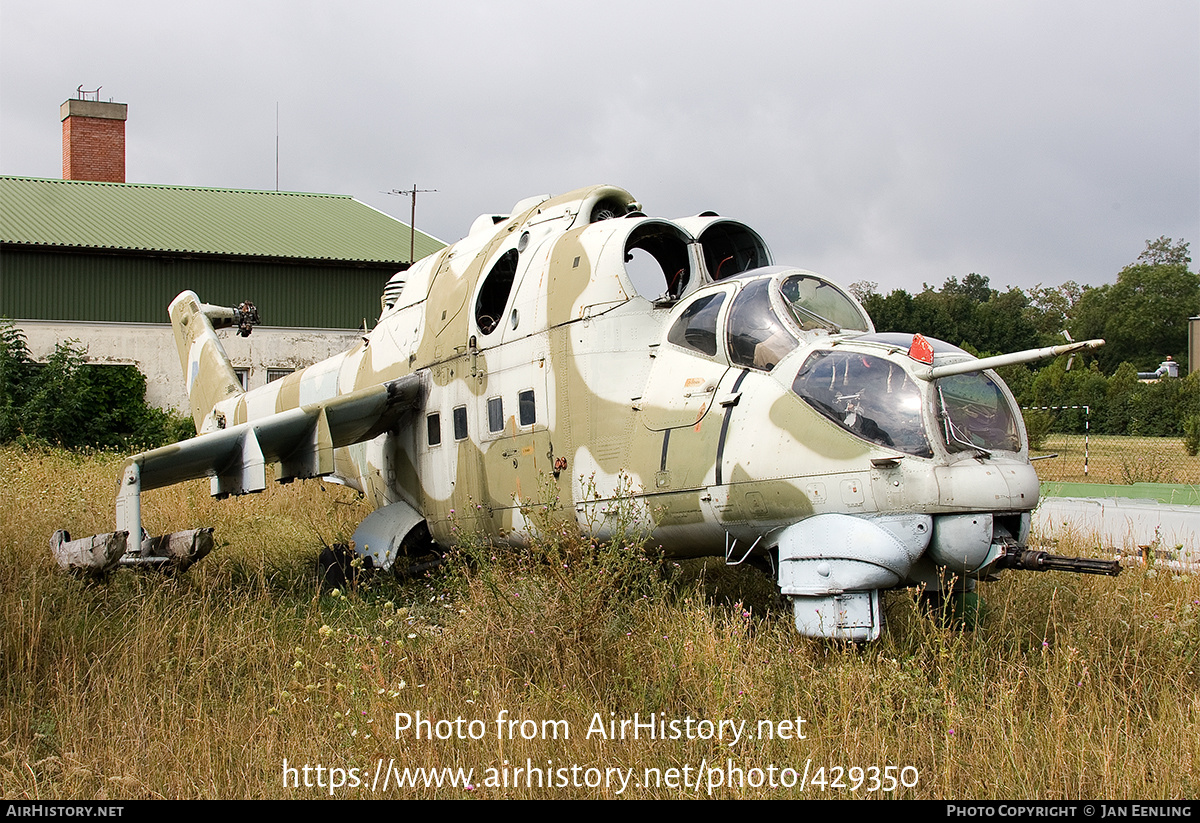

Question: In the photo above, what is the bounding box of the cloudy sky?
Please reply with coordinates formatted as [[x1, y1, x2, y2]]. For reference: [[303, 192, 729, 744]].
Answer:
[[2, 0, 1197, 295]]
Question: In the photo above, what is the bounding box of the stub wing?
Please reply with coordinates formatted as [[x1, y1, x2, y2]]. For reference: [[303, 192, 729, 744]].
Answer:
[[52, 373, 425, 575]]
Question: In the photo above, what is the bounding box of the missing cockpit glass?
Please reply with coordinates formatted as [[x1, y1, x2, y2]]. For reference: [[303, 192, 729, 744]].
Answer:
[[476, 248, 519, 334]]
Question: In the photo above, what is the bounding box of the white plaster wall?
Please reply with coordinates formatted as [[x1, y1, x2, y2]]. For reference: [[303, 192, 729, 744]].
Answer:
[[1033, 496, 1200, 570], [17, 320, 362, 411]]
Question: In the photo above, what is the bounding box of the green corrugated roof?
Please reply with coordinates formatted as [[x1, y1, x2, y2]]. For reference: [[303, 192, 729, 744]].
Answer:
[[0, 176, 444, 264]]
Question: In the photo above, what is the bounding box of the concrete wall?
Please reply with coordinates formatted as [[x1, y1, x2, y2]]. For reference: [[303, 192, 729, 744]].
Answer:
[[18, 320, 361, 411], [1033, 495, 1200, 571]]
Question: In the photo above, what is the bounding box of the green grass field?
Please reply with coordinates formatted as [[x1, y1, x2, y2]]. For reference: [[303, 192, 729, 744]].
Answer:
[[2, 445, 1197, 799]]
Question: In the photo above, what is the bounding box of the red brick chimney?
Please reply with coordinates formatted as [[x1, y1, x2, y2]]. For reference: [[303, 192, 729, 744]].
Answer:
[[61, 97, 127, 182]]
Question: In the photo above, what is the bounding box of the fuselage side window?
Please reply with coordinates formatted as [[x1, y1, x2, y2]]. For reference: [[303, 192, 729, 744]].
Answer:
[[487, 397, 504, 433], [667, 292, 725, 357], [427, 413, 441, 447], [518, 390, 536, 427], [453, 406, 468, 441]]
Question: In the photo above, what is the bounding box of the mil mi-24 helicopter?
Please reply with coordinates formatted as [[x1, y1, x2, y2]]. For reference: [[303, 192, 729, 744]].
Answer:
[[52, 184, 1119, 641]]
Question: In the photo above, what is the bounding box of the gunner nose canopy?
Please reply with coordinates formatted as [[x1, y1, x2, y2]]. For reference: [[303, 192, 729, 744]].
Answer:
[[792, 350, 933, 457], [789, 340, 1025, 458]]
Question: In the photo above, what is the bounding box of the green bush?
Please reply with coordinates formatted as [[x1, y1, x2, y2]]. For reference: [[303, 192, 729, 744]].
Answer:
[[1021, 409, 1053, 451], [1184, 415, 1200, 457], [0, 319, 193, 450], [0, 322, 34, 442], [1019, 359, 1200, 438]]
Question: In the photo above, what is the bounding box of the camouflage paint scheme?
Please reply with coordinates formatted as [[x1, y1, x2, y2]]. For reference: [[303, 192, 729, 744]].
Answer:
[[60, 185, 1091, 641]]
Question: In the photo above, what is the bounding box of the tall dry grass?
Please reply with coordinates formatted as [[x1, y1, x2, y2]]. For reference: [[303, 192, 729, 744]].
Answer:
[[1, 445, 1197, 799]]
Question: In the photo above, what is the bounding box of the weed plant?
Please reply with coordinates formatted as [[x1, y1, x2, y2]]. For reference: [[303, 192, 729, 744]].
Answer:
[[1, 445, 1196, 799]]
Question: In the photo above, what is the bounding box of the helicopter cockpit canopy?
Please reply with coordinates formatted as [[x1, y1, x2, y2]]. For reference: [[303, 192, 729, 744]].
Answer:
[[666, 268, 873, 369], [934, 369, 1022, 454], [789, 334, 1024, 458], [792, 349, 932, 457], [723, 269, 872, 371]]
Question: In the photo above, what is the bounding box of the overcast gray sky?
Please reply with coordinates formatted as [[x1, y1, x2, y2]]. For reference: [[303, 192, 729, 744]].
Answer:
[[2, 0, 1197, 295]]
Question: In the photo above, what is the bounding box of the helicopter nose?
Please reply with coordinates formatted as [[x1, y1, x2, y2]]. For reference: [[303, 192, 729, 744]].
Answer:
[[776, 512, 932, 641], [933, 460, 1039, 511]]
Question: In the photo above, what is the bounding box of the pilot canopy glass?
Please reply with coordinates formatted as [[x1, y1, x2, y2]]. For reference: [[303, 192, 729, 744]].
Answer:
[[791, 350, 932, 457], [779, 274, 870, 334], [936, 372, 1021, 454], [726, 273, 870, 371]]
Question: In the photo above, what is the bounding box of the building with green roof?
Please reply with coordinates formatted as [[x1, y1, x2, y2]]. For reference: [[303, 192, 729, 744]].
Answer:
[[1, 175, 445, 408], [1, 176, 442, 328]]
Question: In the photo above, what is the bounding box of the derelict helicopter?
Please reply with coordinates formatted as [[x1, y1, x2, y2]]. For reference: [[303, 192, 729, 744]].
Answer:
[[51, 184, 1119, 641]]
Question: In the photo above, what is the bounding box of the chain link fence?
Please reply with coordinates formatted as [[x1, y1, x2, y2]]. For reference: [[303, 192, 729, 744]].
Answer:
[[1023, 405, 1200, 485]]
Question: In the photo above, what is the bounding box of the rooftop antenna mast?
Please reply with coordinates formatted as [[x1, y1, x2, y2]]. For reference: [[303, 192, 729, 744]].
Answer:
[[386, 184, 437, 263]]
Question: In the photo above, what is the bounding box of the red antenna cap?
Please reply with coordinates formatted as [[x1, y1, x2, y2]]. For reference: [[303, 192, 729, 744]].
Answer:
[[908, 333, 934, 364]]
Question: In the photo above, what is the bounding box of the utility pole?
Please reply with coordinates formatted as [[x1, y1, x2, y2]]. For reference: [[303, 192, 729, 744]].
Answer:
[[387, 185, 437, 263]]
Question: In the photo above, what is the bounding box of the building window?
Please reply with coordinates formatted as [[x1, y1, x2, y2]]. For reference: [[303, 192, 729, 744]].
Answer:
[[233, 368, 249, 391], [518, 390, 535, 426], [487, 397, 504, 433], [267, 368, 293, 383], [427, 413, 441, 446], [453, 406, 468, 441]]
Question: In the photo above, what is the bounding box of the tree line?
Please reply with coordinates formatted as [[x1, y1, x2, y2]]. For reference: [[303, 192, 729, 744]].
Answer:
[[1, 238, 1197, 450], [851, 237, 1200, 441]]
